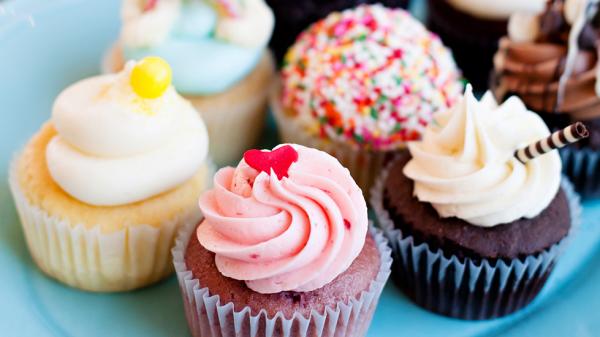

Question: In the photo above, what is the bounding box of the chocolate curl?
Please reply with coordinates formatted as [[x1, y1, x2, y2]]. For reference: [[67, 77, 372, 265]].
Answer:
[[515, 122, 589, 164]]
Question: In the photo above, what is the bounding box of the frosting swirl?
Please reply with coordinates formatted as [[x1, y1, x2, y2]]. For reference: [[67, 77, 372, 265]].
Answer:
[[47, 61, 209, 206], [197, 144, 368, 293], [404, 86, 562, 227], [447, 0, 546, 20], [119, 0, 274, 95]]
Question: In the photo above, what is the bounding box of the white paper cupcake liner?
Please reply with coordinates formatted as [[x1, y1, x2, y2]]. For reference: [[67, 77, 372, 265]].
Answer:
[[270, 82, 397, 196], [8, 157, 215, 292], [370, 158, 582, 319], [560, 146, 600, 199], [172, 221, 392, 337]]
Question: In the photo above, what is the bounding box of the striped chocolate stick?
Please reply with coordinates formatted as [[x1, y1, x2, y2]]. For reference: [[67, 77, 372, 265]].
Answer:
[[515, 122, 589, 164]]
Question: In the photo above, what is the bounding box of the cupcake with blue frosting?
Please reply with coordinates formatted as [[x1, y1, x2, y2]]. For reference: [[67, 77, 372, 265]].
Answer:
[[105, 0, 276, 165]]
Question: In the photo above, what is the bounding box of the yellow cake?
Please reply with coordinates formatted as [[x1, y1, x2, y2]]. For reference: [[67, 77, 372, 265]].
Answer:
[[9, 57, 212, 292]]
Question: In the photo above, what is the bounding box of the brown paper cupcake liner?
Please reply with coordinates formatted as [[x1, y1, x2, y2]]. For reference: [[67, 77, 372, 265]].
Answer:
[[370, 160, 582, 320], [172, 221, 392, 337]]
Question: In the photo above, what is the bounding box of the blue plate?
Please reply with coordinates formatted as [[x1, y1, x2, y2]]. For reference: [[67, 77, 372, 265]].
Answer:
[[1, 1, 600, 336]]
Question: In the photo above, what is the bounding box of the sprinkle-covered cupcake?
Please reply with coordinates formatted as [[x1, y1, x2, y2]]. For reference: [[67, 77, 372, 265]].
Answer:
[[371, 85, 581, 319], [104, 0, 276, 165], [492, 0, 600, 198], [9, 57, 213, 292], [272, 4, 463, 194], [265, 0, 409, 62], [427, 0, 546, 90], [173, 144, 392, 337]]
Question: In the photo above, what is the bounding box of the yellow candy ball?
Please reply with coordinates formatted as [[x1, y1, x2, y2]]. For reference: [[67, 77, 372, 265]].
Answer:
[[130, 56, 172, 99]]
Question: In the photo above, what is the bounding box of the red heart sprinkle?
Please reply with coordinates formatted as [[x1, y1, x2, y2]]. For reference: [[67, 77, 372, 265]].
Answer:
[[243, 145, 299, 179], [143, 0, 158, 12]]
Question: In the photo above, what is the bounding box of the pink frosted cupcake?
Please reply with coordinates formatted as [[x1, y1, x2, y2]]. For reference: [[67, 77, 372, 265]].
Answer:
[[173, 144, 392, 337]]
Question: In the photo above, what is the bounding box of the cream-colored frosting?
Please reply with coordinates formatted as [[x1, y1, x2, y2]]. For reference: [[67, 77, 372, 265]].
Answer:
[[47, 62, 209, 206], [565, 0, 587, 24], [508, 12, 540, 42], [215, 0, 274, 48], [120, 0, 273, 49], [403, 86, 561, 227], [120, 0, 180, 48], [447, 0, 547, 20]]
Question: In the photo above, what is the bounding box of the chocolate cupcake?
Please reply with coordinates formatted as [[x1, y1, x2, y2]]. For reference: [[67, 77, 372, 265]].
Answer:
[[427, 0, 547, 90], [173, 144, 392, 337], [266, 0, 409, 62], [492, 0, 600, 198], [371, 86, 581, 319]]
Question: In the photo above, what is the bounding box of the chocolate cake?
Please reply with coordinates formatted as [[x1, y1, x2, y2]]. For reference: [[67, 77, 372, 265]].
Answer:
[[383, 154, 572, 261], [184, 230, 381, 318]]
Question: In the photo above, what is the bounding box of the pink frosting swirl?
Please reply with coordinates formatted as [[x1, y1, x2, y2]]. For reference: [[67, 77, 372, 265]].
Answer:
[[197, 144, 368, 294]]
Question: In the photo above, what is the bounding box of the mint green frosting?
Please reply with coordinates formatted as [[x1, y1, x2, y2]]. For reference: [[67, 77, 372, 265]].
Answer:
[[123, 1, 262, 95]]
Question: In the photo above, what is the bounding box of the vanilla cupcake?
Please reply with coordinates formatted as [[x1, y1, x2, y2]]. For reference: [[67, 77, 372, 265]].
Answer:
[[104, 0, 276, 165], [9, 57, 213, 292]]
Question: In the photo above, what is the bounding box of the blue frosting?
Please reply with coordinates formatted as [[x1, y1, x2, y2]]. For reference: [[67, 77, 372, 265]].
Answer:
[[123, 1, 263, 95]]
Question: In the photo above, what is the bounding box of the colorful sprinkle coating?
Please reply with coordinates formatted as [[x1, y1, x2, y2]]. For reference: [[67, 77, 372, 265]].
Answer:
[[281, 5, 463, 150]]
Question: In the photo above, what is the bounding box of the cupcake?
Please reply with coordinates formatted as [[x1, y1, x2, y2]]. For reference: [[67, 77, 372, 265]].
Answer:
[[427, 0, 547, 90], [173, 144, 392, 337], [371, 85, 581, 319], [104, 0, 276, 165], [492, 0, 600, 198], [9, 57, 213, 292], [272, 4, 463, 194], [265, 0, 409, 62]]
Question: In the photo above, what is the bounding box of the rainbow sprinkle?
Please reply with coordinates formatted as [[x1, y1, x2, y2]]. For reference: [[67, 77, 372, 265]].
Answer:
[[281, 5, 463, 150]]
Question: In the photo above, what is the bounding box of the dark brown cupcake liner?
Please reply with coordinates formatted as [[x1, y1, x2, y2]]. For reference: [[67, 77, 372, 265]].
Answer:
[[427, 0, 506, 91], [560, 146, 600, 199], [172, 220, 392, 337], [371, 162, 581, 320]]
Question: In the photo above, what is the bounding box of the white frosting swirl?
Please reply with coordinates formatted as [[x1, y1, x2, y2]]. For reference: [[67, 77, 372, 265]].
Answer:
[[120, 0, 180, 48], [447, 0, 546, 19], [215, 0, 274, 48], [120, 0, 274, 49], [403, 86, 561, 227], [508, 12, 540, 42], [47, 62, 209, 206]]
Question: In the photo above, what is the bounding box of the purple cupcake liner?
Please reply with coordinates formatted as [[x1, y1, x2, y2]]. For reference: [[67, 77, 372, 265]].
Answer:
[[370, 161, 582, 320], [560, 146, 600, 199], [172, 221, 392, 337]]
